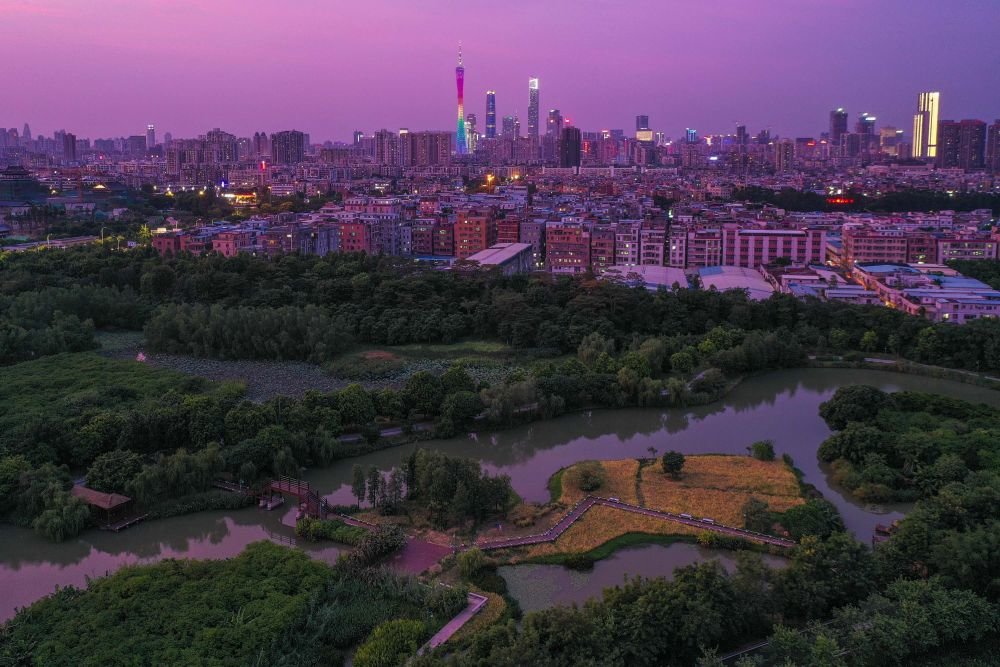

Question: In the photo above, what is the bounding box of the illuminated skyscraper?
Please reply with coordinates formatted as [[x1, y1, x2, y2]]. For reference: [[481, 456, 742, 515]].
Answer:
[[636, 115, 649, 132], [466, 113, 477, 152], [485, 90, 497, 139], [455, 45, 467, 155], [146, 124, 156, 150], [912, 91, 940, 158], [527, 77, 540, 138]]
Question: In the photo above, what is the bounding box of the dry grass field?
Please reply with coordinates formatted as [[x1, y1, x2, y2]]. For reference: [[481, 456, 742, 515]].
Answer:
[[639, 456, 804, 526], [558, 458, 641, 505], [522, 455, 804, 558], [522, 504, 701, 559]]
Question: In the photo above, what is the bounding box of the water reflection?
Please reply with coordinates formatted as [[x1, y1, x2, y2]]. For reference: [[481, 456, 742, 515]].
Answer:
[[306, 368, 1000, 538], [2, 368, 998, 622], [0, 507, 339, 621], [499, 542, 788, 613]]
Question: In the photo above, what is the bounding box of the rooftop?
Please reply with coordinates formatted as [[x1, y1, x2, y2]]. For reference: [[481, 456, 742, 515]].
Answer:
[[72, 485, 132, 511], [465, 242, 533, 265]]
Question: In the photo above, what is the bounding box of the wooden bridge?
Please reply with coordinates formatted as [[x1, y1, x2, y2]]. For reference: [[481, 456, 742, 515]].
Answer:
[[268, 476, 331, 519]]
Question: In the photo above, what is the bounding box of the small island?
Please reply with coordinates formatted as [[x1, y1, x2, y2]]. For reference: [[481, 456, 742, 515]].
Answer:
[[484, 451, 841, 564]]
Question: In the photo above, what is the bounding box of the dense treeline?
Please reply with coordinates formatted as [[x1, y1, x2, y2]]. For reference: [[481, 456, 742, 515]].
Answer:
[[948, 259, 1000, 290], [420, 531, 996, 667], [818, 386, 1000, 503], [6, 246, 1000, 375], [0, 541, 467, 667], [0, 354, 503, 540], [735, 186, 1000, 215]]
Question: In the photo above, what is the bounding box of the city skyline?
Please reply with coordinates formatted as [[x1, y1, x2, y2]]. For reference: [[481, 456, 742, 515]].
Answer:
[[3, 0, 999, 141]]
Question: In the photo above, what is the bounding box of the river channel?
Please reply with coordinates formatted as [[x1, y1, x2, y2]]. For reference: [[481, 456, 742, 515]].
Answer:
[[2, 368, 998, 620]]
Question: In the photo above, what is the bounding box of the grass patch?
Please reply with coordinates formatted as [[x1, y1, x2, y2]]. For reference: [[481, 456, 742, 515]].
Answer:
[[295, 517, 368, 545], [547, 468, 565, 503], [557, 459, 641, 505], [95, 329, 145, 352], [0, 352, 217, 430], [145, 490, 255, 520], [450, 591, 507, 643], [525, 532, 695, 566]]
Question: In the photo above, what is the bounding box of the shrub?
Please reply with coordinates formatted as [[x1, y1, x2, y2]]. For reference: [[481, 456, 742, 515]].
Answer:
[[566, 461, 606, 492], [426, 584, 468, 619], [347, 525, 407, 568], [661, 451, 686, 477], [749, 440, 776, 461], [457, 548, 487, 579], [353, 619, 427, 667], [295, 517, 368, 545]]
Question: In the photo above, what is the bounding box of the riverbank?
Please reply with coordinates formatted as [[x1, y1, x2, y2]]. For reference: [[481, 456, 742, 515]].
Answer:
[[6, 368, 1000, 622], [809, 354, 1000, 391]]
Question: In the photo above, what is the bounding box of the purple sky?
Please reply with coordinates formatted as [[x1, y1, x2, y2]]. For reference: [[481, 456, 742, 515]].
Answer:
[[3, 0, 998, 142]]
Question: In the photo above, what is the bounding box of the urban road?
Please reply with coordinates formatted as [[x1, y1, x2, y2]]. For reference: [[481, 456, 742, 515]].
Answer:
[[475, 496, 798, 551]]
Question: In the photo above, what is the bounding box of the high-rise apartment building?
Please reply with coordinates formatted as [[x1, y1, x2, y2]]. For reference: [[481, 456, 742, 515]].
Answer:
[[829, 108, 848, 144], [206, 128, 238, 163], [63, 132, 76, 161], [912, 91, 940, 158], [937, 119, 986, 170], [485, 91, 497, 139], [271, 130, 305, 164], [856, 113, 876, 136], [527, 77, 540, 138], [559, 126, 581, 168], [501, 115, 515, 139], [775, 140, 794, 172], [987, 120, 1000, 173]]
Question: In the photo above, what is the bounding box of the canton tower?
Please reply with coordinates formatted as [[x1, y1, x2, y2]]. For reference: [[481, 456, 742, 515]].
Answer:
[[455, 44, 468, 155]]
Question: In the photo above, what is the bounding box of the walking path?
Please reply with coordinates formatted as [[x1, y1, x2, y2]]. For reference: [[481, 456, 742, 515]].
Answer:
[[419, 591, 490, 654], [475, 496, 797, 551]]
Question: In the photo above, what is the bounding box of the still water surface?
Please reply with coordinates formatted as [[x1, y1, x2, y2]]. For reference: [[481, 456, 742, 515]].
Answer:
[[2, 368, 997, 620], [499, 542, 788, 612]]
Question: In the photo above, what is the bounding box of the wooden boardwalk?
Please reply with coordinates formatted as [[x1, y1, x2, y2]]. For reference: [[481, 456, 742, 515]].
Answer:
[[419, 591, 490, 654], [475, 496, 797, 551]]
